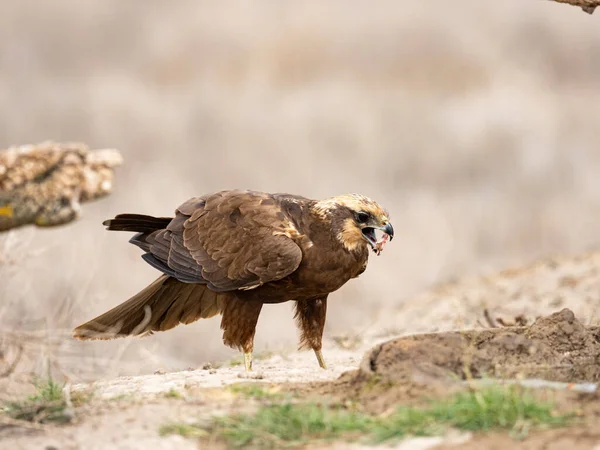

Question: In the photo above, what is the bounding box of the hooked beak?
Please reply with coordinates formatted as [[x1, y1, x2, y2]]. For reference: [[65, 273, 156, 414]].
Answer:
[[361, 220, 394, 251], [380, 222, 394, 240]]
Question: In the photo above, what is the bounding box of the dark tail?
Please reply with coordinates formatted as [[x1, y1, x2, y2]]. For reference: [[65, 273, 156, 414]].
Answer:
[[73, 275, 226, 340], [103, 213, 172, 233]]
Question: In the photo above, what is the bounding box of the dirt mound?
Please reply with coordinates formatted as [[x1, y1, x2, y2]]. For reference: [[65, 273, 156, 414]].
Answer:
[[337, 309, 600, 413], [372, 251, 600, 340]]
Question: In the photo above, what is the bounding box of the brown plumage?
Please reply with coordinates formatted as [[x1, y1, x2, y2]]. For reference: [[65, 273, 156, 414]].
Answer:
[[73, 190, 393, 370]]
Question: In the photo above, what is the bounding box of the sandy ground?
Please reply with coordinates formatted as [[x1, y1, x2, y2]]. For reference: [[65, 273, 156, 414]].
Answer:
[[3, 249, 600, 449], [0, 340, 383, 450]]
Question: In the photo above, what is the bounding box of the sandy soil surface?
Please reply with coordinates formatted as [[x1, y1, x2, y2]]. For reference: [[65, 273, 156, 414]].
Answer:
[[3, 251, 600, 449]]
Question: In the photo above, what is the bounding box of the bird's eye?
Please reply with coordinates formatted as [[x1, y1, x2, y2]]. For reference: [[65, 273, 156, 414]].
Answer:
[[356, 211, 370, 223]]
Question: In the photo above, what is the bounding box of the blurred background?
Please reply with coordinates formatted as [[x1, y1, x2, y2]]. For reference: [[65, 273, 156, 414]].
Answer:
[[1, 0, 599, 381]]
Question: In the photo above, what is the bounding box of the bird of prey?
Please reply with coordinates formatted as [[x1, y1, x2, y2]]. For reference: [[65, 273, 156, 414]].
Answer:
[[73, 190, 393, 371]]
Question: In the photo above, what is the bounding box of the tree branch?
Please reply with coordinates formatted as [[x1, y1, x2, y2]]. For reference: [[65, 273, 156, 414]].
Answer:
[[550, 0, 599, 14], [0, 142, 122, 231]]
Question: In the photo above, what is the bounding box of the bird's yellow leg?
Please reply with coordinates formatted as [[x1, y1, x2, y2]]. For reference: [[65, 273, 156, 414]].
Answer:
[[314, 349, 327, 369], [244, 352, 253, 372]]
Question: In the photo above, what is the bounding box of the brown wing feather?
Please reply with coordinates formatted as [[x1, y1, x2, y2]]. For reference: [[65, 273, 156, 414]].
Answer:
[[128, 190, 303, 291], [178, 190, 303, 291]]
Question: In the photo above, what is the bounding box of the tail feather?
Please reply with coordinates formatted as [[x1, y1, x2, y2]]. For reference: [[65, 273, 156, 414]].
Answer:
[[73, 275, 225, 340], [103, 213, 172, 233]]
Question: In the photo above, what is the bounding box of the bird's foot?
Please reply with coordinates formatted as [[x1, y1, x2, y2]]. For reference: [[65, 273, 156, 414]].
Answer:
[[314, 349, 327, 369], [244, 352, 253, 372]]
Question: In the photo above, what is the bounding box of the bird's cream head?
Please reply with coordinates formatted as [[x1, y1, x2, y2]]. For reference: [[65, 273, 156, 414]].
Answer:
[[313, 194, 394, 254]]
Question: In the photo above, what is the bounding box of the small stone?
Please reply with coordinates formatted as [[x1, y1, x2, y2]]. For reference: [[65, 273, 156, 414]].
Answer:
[[237, 372, 264, 380]]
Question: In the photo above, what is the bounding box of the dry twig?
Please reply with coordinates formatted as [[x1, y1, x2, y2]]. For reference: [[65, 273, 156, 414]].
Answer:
[[550, 0, 600, 14], [481, 309, 529, 328], [483, 309, 497, 328], [0, 343, 23, 379]]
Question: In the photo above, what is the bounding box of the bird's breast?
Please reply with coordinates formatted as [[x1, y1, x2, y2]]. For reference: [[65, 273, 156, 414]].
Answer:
[[238, 242, 368, 303], [295, 244, 368, 293]]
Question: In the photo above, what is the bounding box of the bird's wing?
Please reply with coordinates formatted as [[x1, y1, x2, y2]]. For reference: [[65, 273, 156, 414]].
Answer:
[[144, 190, 304, 291]]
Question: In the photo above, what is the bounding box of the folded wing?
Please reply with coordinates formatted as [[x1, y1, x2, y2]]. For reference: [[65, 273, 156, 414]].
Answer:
[[131, 190, 304, 292]]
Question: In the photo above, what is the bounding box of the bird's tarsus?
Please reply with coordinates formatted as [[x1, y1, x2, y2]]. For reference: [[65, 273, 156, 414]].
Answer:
[[244, 352, 253, 371]]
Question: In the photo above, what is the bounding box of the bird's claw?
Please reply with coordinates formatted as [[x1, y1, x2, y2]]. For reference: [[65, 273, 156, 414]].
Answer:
[[314, 349, 327, 369]]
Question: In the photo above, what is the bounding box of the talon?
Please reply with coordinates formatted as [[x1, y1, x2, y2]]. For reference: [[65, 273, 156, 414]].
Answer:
[[314, 349, 327, 369]]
